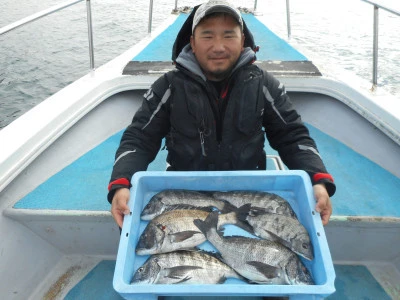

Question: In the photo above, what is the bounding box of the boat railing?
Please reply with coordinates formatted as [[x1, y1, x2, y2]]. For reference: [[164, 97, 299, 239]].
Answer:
[[284, 0, 400, 89], [0, 0, 95, 70], [152, 0, 400, 90], [360, 0, 400, 88], [1, 0, 399, 89]]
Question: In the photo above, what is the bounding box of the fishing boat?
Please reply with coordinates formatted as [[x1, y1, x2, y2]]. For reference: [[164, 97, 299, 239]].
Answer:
[[0, 0, 399, 299]]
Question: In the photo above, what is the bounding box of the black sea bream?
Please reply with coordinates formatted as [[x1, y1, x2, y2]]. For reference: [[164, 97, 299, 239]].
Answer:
[[141, 189, 235, 220], [132, 250, 243, 284], [237, 204, 314, 260], [210, 190, 298, 219], [136, 209, 250, 255], [194, 212, 314, 285]]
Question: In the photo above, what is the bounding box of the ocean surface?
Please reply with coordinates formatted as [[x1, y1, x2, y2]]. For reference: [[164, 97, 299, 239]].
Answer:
[[0, 0, 399, 129]]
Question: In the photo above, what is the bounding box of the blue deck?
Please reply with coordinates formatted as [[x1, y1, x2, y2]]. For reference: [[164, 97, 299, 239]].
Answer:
[[14, 123, 400, 218], [133, 13, 307, 62]]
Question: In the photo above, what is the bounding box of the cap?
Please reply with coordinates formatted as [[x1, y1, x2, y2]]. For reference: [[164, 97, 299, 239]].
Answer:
[[192, 0, 243, 33]]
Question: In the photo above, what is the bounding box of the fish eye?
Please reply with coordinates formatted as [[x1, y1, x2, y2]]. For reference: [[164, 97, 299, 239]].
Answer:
[[302, 243, 309, 249], [138, 267, 144, 273], [157, 224, 166, 231]]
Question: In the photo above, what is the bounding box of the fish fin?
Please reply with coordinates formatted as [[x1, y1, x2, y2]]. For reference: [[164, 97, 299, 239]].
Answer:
[[193, 211, 220, 237], [235, 203, 252, 222], [262, 230, 313, 261], [216, 275, 227, 284], [234, 220, 255, 235], [246, 261, 281, 279], [169, 231, 202, 243], [180, 247, 201, 252], [164, 204, 213, 213], [257, 229, 278, 242], [197, 190, 215, 196], [248, 206, 269, 217], [219, 200, 238, 214], [196, 249, 224, 261], [231, 204, 256, 234], [262, 229, 291, 248], [218, 206, 254, 234], [165, 204, 197, 211], [174, 276, 192, 284], [164, 266, 202, 281]]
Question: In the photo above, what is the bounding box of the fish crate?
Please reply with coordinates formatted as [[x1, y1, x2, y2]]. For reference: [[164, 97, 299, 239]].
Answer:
[[113, 170, 335, 300]]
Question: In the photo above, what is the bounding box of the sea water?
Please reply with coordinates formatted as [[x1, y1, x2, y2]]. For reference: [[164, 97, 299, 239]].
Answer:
[[0, 0, 399, 129]]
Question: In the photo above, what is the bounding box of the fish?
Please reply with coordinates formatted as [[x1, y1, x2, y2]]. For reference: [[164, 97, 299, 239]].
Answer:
[[236, 204, 314, 260], [136, 209, 252, 255], [141, 189, 236, 221], [193, 211, 314, 285], [209, 190, 298, 219], [131, 250, 244, 284]]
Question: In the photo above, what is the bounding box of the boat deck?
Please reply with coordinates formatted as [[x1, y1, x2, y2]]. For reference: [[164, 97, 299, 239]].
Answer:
[[2, 11, 399, 300], [62, 260, 393, 300], [13, 115, 400, 218], [8, 91, 399, 299]]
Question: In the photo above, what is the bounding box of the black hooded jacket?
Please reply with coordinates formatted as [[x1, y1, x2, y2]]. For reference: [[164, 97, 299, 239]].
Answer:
[[108, 8, 335, 202]]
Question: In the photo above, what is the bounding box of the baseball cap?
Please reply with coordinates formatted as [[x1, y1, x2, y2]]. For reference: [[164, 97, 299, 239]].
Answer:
[[192, 0, 243, 33]]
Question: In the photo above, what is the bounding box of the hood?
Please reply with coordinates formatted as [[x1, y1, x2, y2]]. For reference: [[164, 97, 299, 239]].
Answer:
[[172, 5, 258, 62], [176, 44, 256, 82]]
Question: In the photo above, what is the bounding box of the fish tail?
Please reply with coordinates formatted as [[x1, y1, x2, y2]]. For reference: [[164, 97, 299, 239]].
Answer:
[[219, 200, 237, 213], [228, 204, 254, 234], [235, 203, 252, 222], [193, 211, 220, 237], [217, 207, 254, 234]]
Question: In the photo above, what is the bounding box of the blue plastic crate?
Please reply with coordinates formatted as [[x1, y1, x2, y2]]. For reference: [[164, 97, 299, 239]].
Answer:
[[114, 170, 335, 299]]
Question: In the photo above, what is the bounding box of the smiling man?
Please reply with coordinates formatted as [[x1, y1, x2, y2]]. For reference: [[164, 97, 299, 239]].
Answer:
[[108, 0, 336, 228], [190, 2, 244, 81]]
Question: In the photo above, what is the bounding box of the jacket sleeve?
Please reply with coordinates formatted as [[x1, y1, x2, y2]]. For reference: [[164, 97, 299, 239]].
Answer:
[[107, 73, 172, 203], [262, 71, 336, 196]]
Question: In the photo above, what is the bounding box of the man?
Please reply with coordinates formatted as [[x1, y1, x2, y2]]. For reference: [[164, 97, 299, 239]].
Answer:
[[108, 0, 336, 228]]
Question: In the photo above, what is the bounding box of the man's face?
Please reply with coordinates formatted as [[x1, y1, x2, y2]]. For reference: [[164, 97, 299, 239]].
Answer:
[[190, 14, 245, 81]]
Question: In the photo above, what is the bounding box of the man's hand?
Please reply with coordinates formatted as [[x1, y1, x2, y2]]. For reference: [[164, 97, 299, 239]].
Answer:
[[111, 188, 131, 228], [313, 183, 332, 226]]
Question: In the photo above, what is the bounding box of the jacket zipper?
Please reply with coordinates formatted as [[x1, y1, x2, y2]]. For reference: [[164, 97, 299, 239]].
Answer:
[[199, 128, 207, 156], [199, 118, 207, 156]]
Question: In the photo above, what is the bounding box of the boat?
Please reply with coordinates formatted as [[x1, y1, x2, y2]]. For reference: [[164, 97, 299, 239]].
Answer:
[[0, 0, 399, 299]]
